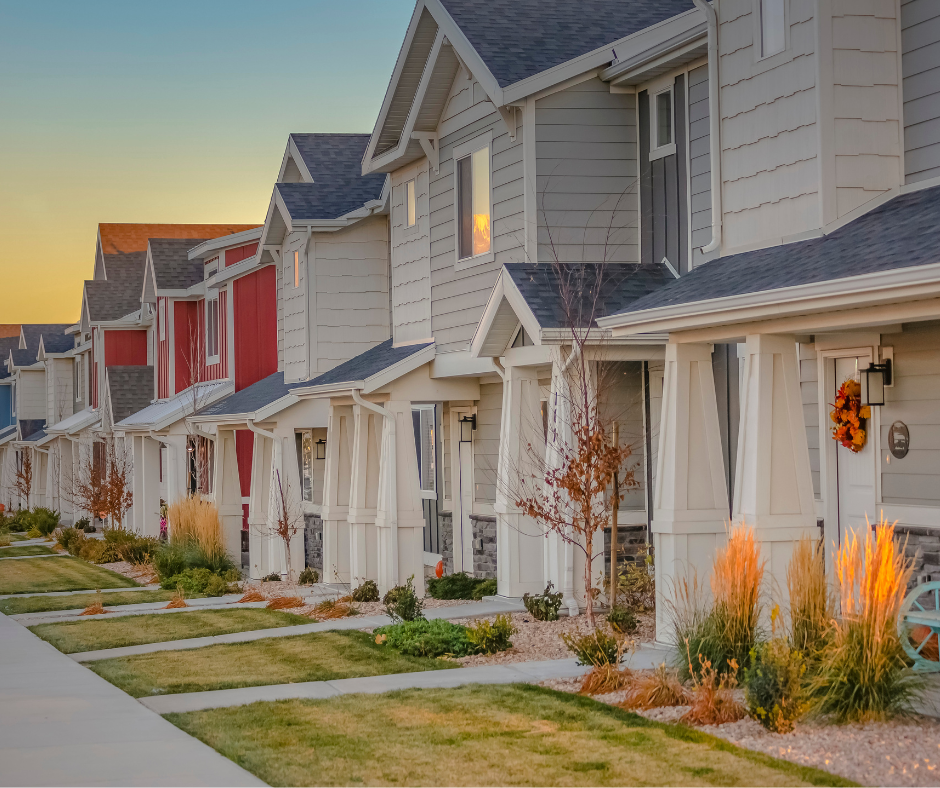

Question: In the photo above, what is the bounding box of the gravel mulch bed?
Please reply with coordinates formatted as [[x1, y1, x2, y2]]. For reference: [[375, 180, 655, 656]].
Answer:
[[100, 561, 158, 585], [540, 672, 940, 787], [452, 610, 655, 666]]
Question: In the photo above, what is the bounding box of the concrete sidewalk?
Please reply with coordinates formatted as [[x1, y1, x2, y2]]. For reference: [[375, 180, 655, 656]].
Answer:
[[0, 553, 70, 561], [142, 644, 672, 714], [72, 599, 527, 663], [0, 585, 161, 601], [0, 612, 264, 787]]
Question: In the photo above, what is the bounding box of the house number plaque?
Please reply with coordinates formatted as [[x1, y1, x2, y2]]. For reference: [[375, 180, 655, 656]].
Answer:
[[888, 421, 910, 459]]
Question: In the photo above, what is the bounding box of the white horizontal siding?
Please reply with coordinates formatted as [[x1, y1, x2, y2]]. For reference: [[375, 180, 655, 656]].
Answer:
[[281, 234, 308, 383], [902, 0, 940, 182], [689, 64, 712, 267], [473, 381, 501, 505], [390, 159, 433, 344]]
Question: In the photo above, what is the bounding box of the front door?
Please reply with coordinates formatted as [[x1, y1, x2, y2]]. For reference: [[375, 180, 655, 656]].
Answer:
[[834, 355, 877, 546]]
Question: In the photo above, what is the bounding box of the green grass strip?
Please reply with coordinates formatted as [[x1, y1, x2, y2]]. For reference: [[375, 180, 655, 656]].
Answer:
[[0, 556, 138, 595]]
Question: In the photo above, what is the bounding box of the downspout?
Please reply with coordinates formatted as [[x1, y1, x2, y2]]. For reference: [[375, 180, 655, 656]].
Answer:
[[692, 0, 722, 255], [559, 343, 582, 615], [247, 419, 287, 580], [351, 389, 398, 587]]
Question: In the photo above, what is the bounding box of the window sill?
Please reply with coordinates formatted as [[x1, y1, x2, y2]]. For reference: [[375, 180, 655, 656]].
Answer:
[[455, 249, 495, 272], [751, 46, 794, 76], [420, 490, 438, 500], [649, 143, 676, 162], [206, 355, 221, 367]]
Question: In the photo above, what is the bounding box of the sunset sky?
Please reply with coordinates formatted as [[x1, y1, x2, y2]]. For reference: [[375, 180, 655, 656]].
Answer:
[[0, 0, 412, 323]]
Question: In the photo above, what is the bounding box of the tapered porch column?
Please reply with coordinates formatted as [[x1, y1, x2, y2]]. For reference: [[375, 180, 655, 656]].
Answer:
[[733, 334, 817, 593], [214, 429, 244, 562], [347, 404, 380, 586], [247, 431, 276, 579], [654, 342, 730, 642], [495, 364, 545, 598], [137, 436, 162, 536], [320, 404, 352, 583], [374, 401, 426, 596]]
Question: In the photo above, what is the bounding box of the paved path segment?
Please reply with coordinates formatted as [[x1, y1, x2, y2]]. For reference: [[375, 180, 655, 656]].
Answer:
[[142, 645, 672, 714], [71, 599, 527, 662], [0, 553, 70, 561], [0, 612, 264, 787]]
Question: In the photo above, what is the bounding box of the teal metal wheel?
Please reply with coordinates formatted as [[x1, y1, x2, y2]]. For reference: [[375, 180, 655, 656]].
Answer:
[[899, 580, 940, 672]]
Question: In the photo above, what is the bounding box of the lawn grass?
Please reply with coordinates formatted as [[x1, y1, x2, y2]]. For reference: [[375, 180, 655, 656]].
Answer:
[[0, 545, 56, 557], [0, 556, 138, 595], [0, 589, 206, 615], [90, 630, 459, 697], [167, 684, 853, 787], [29, 608, 312, 653]]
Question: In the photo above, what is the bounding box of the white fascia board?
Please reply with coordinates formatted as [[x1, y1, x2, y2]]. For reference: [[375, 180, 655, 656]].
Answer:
[[141, 246, 158, 305], [187, 227, 263, 261], [286, 136, 315, 184], [599, 24, 707, 85], [213, 255, 264, 286], [539, 327, 668, 345], [503, 6, 704, 104], [596, 261, 940, 335], [430, 351, 502, 379], [65, 323, 80, 335], [256, 189, 283, 259], [469, 271, 508, 358], [363, 343, 436, 393], [184, 281, 208, 299], [290, 381, 363, 399], [501, 272, 544, 345], [152, 381, 235, 432], [362, 0, 433, 174]]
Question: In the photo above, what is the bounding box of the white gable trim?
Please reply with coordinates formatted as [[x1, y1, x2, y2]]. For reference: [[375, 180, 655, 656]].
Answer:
[[470, 268, 542, 358]]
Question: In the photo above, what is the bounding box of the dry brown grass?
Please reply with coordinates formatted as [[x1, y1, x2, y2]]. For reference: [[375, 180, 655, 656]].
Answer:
[[79, 590, 108, 616], [787, 534, 835, 654], [620, 663, 691, 710], [710, 524, 764, 670], [237, 589, 266, 603], [167, 495, 225, 564], [311, 599, 352, 619], [681, 654, 745, 726], [266, 595, 305, 610], [165, 586, 188, 609], [579, 664, 634, 695]]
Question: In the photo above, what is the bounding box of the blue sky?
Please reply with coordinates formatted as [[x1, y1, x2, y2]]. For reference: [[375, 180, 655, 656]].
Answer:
[[0, 0, 413, 321]]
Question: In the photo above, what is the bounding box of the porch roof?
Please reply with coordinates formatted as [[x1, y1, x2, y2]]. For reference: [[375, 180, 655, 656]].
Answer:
[[21, 428, 47, 443], [45, 407, 100, 436], [276, 179, 385, 223], [599, 183, 940, 331], [115, 379, 233, 432], [0, 425, 16, 445], [194, 372, 297, 422]]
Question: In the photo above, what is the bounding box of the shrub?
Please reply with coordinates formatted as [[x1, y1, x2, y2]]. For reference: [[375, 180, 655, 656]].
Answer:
[[113, 533, 160, 565], [56, 527, 85, 555], [743, 634, 807, 733], [561, 629, 623, 667], [427, 572, 493, 600], [580, 664, 634, 695], [618, 544, 655, 612], [153, 534, 235, 579], [466, 613, 515, 654], [607, 604, 638, 634], [31, 508, 60, 536], [809, 518, 922, 722], [787, 534, 835, 657], [384, 575, 424, 622], [160, 567, 240, 596], [26, 527, 42, 539], [681, 653, 745, 726], [8, 509, 32, 532], [523, 582, 563, 621], [74, 517, 91, 531], [472, 578, 497, 600], [262, 572, 281, 582], [351, 579, 379, 602], [621, 663, 691, 710], [153, 543, 187, 578], [298, 567, 319, 585], [167, 495, 230, 571], [374, 618, 472, 658]]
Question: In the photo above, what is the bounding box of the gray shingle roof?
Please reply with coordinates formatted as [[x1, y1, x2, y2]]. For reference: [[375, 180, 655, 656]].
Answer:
[[18, 420, 44, 441], [149, 238, 210, 290], [440, 0, 696, 87], [21, 324, 71, 352], [199, 372, 292, 417], [9, 348, 37, 367], [276, 180, 386, 222], [613, 184, 940, 317], [505, 263, 673, 328], [106, 366, 154, 423], [21, 428, 47, 443], [85, 251, 148, 322], [0, 337, 19, 379], [40, 332, 75, 355], [303, 338, 432, 388], [289, 134, 384, 185]]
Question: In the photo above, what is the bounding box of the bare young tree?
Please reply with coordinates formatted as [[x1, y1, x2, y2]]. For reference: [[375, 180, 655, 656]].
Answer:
[[273, 470, 303, 582], [105, 438, 134, 529], [182, 320, 215, 496], [13, 449, 32, 508], [65, 437, 133, 528]]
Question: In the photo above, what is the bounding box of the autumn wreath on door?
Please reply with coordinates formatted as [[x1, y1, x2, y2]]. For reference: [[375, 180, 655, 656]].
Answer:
[[830, 379, 871, 452]]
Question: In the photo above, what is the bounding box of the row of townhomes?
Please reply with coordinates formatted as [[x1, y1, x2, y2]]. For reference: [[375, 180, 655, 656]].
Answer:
[[5, 0, 940, 638]]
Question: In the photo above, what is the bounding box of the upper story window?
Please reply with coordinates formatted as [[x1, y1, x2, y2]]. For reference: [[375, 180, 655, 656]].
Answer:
[[74, 355, 83, 402], [405, 179, 417, 228], [455, 140, 491, 263], [293, 251, 300, 288], [650, 86, 675, 160], [159, 299, 166, 341], [759, 0, 786, 58], [412, 404, 437, 499], [205, 257, 219, 280], [206, 294, 220, 364]]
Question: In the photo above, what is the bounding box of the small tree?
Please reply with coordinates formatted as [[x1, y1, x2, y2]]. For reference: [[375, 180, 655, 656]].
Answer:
[[14, 450, 32, 508], [65, 437, 133, 528], [105, 438, 134, 529], [273, 470, 303, 582]]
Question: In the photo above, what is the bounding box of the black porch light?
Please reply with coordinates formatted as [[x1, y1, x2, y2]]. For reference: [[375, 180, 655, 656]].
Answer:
[[459, 414, 476, 443], [861, 359, 892, 407], [315, 438, 326, 460]]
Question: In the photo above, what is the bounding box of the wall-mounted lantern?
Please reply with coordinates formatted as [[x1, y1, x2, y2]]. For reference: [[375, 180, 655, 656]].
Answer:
[[315, 438, 326, 460], [459, 414, 476, 443], [861, 359, 892, 407]]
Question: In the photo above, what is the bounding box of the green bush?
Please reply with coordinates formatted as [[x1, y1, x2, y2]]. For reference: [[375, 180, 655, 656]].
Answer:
[[160, 567, 240, 596], [78, 538, 109, 563], [427, 572, 493, 600], [74, 517, 91, 531], [522, 582, 563, 621], [55, 527, 85, 556], [374, 618, 472, 658], [466, 614, 515, 654], [262, 572, 281, 582], [351, 579, 379, 602], [9, 509, 32, 532], [617, 545, 655, 612], [743, 638, 807, 733], [153, 543, 187, 578], [153, 540, 236, 580], [472, 578, 497, 600], [31, 508, 60, 536], [561, 629, 623, 667], [298, 567, 319, 585], [384, 575, 424, 623], [607, 604, 638, 635]]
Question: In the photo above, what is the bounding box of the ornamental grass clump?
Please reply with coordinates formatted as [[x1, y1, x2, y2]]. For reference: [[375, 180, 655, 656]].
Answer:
[[620, 663, 691, 710], [787, 534, 835, 657], [580, 663, 634, 696], [79, 589, 108, 616], [711, 524, 764, 674], [267, 595, 306, 611], [810, 516, 922, 722], [164, 496, 232, 573], [682, 652, 745, 726]]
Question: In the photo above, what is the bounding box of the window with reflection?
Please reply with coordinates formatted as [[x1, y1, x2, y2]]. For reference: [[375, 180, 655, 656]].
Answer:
[[457, 147, 490, 259]]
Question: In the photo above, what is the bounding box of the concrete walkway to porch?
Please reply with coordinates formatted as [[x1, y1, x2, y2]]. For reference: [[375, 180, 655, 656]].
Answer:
[[0, 612, 264, 787], [70, 598, 527, 663], [0, 553, 71, 560], [141, 643, 673, 715], [0, 585, 161, 600]]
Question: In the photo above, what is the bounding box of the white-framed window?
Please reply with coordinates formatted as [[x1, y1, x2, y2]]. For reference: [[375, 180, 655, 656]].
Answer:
[[159, 298, 166, 341], [453, 132, 492, 266], [405, 179, 417, 228], [759, 0, 786, 58], [74, 355, 83, 402], [295, 430, 313, 503], [293, 250, 300, 288], [412, 404, 437, 499], [649, 85, 676, 161], [205, 293, 220, 364]]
